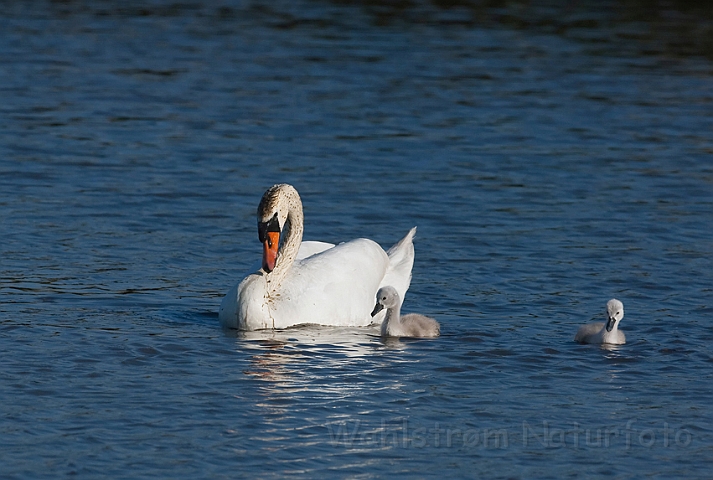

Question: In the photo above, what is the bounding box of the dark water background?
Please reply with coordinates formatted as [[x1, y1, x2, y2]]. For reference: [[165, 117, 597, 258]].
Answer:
[[2, 1, 713, 477]]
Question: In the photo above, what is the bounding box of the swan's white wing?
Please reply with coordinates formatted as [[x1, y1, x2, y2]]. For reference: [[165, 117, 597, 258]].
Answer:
[[296, 241, 335, 260], [272, 238, 389, 328], [379, 227, 416, 304]]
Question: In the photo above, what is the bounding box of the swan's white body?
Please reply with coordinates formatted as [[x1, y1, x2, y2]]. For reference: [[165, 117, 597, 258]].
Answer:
[[372, 286, 440, 338], [219, 184, 416, 331], [575, 299, 626, 345]]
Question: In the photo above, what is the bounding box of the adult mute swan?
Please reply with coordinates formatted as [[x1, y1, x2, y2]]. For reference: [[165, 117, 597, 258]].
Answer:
[[219, 184, 417, 330], [371, 286, 440, 338], [574, 299, 626, 345]]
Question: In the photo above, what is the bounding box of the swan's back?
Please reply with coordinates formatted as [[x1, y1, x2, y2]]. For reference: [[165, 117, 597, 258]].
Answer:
[[574, 322, 605, 344], [401, 313, 440, 338]]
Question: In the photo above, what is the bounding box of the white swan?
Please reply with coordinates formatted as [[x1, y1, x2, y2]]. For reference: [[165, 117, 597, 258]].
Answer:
[[219, 184, 417, 330], [574, 298, 626, 345], [371, 286, 440, 338]]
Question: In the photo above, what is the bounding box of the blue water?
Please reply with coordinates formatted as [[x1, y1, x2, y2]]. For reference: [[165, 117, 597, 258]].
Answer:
[[2, 1, 713, 478]]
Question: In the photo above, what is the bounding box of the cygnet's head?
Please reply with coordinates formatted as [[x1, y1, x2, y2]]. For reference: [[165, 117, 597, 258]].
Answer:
[[371, 286, 401, 317], [606, 298, 624, 332]]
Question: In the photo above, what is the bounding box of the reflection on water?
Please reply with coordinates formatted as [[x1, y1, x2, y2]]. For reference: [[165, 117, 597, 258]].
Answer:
[[234, 325, 416, 458], [236, 327, 419, 390], [600, 343, 626, 353]]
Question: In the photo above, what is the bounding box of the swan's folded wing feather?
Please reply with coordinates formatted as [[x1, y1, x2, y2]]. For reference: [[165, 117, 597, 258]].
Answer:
[[380, 227, 416, 303], [574, 322, 604, 343], [296, 241, 335, 260], [274, 238, 389, 326]]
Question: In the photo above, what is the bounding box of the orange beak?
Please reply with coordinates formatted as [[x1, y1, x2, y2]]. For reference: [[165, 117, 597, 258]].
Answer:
[[262, 231, 280, 273]]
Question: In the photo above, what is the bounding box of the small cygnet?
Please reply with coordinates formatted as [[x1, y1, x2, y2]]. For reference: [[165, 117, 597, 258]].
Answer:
[[575, 298, 626, 345], [371, 286, 440, 338]]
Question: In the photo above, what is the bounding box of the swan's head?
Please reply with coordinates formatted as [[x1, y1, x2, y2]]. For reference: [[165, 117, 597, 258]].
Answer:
[[257, 184, 300, 273], [371, 286, 401, 317], [605, 298, 624, 332]]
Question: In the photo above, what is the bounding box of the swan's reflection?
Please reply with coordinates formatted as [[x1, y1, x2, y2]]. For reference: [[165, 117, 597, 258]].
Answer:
[[598, 342, 643, 385], [600, 343, 625, 353], [229, 325, 410, 417]]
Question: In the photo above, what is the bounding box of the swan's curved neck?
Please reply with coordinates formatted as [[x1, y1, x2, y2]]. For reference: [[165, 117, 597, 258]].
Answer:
[[381, 303, 402, 336], [266, 190, 304, 292]]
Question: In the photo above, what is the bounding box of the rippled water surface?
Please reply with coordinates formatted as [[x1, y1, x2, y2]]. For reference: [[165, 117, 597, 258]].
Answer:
[[2, 1, 713, 478]]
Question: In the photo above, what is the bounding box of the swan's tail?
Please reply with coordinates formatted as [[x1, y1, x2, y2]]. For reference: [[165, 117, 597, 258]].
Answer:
[[380, 226, 417, 303]]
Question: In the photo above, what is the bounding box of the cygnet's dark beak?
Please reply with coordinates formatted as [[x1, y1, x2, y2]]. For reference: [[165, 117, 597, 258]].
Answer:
[[605, 316, 616, 332], [371, 302, 384, 317]]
